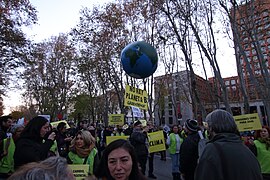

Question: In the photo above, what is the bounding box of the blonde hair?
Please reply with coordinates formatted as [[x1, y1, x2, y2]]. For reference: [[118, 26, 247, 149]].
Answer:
[[70, 130, 95, 149]]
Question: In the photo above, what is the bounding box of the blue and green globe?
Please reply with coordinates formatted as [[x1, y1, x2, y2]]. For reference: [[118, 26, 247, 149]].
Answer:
[[120, 41, 158, 79]]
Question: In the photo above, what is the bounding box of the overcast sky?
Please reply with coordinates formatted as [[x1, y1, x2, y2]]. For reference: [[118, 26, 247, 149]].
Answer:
[[3, 0, 237, 115], [4, 0, 111, 115]]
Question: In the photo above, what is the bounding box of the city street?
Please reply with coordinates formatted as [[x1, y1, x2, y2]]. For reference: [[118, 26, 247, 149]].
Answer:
[[146, 153, 173, 180]]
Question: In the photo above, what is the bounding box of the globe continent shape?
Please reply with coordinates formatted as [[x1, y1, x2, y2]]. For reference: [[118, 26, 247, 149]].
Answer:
[[121, 41, 158, 79]]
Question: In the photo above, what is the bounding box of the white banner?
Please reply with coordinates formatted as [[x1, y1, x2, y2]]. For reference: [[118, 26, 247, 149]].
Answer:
[[131, 106, 143, 118]]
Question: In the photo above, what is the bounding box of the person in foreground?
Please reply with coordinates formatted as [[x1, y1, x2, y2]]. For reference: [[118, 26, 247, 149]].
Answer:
[[13, 116, 56, 169], [7, 156, 75, 180], [95, 139, 146, 180], [194, 109, 263, 180]]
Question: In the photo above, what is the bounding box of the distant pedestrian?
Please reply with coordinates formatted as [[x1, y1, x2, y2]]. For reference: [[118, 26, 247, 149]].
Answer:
[[167, 125, 182, 180], [195, 109, 262, 180], [129, 120, 148, 175], [146, 122, 157, 179]]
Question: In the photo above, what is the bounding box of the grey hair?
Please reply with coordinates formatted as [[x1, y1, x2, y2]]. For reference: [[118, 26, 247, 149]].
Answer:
[[206, 109, 238, 134], [8, 156, 74, 180]]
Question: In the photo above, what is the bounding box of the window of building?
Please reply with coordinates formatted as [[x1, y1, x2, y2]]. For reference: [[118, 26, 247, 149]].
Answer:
[[169, 110, 173, 115], [225, 81, 230, 86], [231, 79, 236, 85], [254, 62, 260, 69], [169, 117, 173, 124], [262, 11, 269, 17], [254, 70, 261, 76]]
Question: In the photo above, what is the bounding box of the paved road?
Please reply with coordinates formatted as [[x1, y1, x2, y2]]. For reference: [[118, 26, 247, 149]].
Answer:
[[146, 153, 173, 180]]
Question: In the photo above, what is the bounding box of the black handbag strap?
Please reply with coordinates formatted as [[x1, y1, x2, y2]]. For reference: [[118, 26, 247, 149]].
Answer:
[[213, 142, 229, 180], [83, 156, 89, 164]]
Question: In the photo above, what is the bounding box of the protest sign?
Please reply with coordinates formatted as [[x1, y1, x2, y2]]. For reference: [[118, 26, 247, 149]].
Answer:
[[234, 113, 262, 132], [131, 106, 143, 118], [108, 114, 125, 126], [148, 131, 166, 153], [50, 120, 70, 129], [69, 165, 89, 180], [124, 85, 148, 110]]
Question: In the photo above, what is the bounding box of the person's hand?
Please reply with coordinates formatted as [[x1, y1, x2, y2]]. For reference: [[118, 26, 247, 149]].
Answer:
[[248, 138, 254, 145], [48, 132, 56, 140], [64, 137, 73, 142]]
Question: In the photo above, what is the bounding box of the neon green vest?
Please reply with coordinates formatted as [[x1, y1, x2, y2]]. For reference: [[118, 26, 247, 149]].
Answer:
[[254, 140, 270, 173], [68, 148, 97, 175], [115, 132, 125, 136], [0, 138, 15, 173], [168, 133, 182, 154]]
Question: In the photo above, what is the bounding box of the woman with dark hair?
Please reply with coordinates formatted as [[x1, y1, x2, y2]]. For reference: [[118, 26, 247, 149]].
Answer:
[[195, 109, 262, 180], [56, 122, 72, 157], [13, 116, 56, 169], [67, 130, 98, 176], [248, 126, 270, 180], [95, 139, 146, 180]]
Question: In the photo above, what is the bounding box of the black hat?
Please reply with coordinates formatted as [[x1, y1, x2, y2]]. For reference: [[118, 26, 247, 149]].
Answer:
[[185, 119, 198, 132], [134, 120, 142, 127]]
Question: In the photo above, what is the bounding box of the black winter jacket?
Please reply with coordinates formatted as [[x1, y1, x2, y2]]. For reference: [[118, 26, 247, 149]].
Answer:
[[14, 138, 54, 168], [195, 133, 263, 180], [180, 132, 200, 180], [130, 130, 148, 157]]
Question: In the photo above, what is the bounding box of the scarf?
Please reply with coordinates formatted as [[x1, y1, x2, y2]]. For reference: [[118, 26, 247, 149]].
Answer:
[[74, 143, 95, 158]]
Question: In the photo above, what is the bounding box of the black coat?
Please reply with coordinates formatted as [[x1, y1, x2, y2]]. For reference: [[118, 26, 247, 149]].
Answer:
[[13, 116, 54, 169], [14, 138, 54, 168], [195, 133, 262, 180], [130, 130, 148, 157], [180, 132, 200, 180]]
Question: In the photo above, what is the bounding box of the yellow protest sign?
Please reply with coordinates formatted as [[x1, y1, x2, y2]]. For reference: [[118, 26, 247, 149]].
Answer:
[[69, 164, 89, 180], [50, 120, 70, 129], [124, 85, 148, 110], [134, 120, 147, 127], [234, 113, 262, 132], [106, 136, 129, 145], [148, 131, 166, 153], [108, 114, 125, 126]]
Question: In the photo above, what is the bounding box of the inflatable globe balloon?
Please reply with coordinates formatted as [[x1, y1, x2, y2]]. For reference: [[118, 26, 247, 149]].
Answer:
[[120, 41, 158, 79]]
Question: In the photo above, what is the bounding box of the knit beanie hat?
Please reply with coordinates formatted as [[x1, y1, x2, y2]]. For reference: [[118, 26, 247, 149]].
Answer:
[[185, 119, 198, 132]]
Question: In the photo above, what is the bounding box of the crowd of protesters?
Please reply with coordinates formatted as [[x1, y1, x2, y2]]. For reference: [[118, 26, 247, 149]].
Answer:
[[0, 109, 269, 180]]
